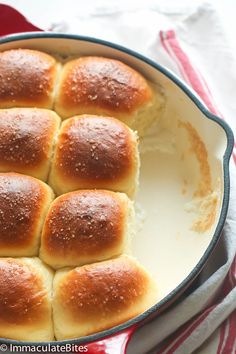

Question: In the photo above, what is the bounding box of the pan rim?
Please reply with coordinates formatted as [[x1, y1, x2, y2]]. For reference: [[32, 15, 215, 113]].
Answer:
[[0, 32, 234, 346]]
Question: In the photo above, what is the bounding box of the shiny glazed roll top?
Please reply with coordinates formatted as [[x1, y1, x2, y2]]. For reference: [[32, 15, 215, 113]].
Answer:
[[53, 255, 158, 340], [55, 56, 164, 136], [48, 115, 139, 197], [40, 190, 135, 268], [0, 108, 61, 181], [0, 49, 60, 109], [0, 173, 54, 257], [0, 257, 54, 341]]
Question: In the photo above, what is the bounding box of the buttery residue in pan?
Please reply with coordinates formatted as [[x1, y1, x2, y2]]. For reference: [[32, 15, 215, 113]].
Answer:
[[179, 121, 220, 233]]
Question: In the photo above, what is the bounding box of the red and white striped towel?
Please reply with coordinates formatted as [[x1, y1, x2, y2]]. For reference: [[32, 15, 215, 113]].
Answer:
[[149, 29, 236, 354], [159, 29, 236, 165], [129, 7, 236, 353]]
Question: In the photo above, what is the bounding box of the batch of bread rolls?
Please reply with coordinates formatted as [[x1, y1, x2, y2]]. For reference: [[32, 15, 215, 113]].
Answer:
[[0, 49, 163, 341]]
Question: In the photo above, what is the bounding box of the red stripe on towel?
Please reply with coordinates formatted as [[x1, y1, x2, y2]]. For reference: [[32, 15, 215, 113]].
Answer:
[[217, 320, 228, 354], [221, 257, 236, 353], [160, 29, 236, 164], [157, 306, 216, 354], [156, 260, 236, 354], [158, 29, 236, 354], [160, 30, 219, 115], [221, 311, 236, 354], [159, 31, 191, 84], [219, 256, 236, 354]]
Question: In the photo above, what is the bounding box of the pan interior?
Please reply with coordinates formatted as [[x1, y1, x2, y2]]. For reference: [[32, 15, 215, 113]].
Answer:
[[0, 35, 229, 336], [133, 98, 225, 300]]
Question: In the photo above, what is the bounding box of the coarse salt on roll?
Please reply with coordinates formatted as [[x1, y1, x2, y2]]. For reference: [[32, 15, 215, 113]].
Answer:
[[0, 173, 54, 257], [0, 49, 60, 109], [53, 255, 158, 340], [55, 56, 164, 136], [40, 190, 135, 268], [48, 115, 139, 198], [0, 257, 54, 341], [0, 108, 60, 181]]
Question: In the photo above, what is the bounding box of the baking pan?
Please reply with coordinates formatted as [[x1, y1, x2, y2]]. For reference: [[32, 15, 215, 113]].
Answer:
[[0, 32, 234, 353]]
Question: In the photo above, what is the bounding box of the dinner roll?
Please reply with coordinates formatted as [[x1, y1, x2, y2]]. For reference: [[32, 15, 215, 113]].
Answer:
[[0, 108, 60, 181], [48, 115, 139, 197], [0, 173, 54, 257], [0, 257, 54, 341], [40, 190, 135, 268], [54, 56, 164, 135], [0, 49, 60, 109], [53, 255, 158, 340]]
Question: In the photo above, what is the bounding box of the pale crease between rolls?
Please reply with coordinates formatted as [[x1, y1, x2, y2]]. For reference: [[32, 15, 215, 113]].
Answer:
[[0, 49, 164, 136]]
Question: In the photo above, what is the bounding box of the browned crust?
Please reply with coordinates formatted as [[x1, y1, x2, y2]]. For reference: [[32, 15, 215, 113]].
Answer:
[[57, 257, 150, 322], [0, 49, 57, 108], [42, 190, 125, 259], [0, 108, 58, 171], [54, 115, 136, 183], [57, 56, 153, 116], [0, 173, 48, 249], [0, 258, 48, 325]]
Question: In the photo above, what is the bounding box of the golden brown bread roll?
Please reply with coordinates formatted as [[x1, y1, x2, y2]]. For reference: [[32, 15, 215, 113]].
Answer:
[[40, 190, 135, 268], [0, 173, 54, 257], [0, 49, 60, 109], [53, 255, 158, 340], [0, 257, 54, 341], [54, 56, 164, 135], [0, 108, 61, 181], [48, 115, 139, 197]]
